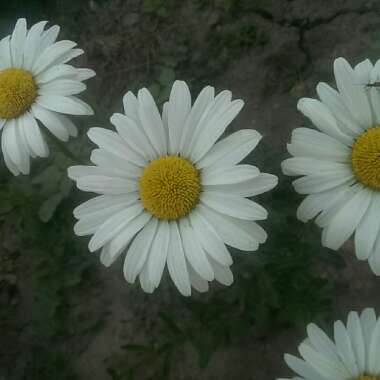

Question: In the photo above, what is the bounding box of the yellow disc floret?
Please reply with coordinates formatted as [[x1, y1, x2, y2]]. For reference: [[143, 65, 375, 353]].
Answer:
[[354, 375, 380, 380], [0, 68, 37, 119], [139, 155, 201, 220], [351, 125, 380, 191]]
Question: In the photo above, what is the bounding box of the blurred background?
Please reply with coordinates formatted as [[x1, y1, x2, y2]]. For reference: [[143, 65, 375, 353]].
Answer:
[[1, 0, 380, 379]]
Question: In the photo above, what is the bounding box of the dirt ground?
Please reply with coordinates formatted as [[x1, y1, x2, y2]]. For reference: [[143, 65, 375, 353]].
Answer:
[[2, 1, 380, 379]]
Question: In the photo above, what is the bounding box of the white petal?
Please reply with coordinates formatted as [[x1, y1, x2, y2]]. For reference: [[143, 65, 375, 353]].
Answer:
[[315, 185, 356, 228], [32, 40, 77, 75], [59, 48, 83, 64], [10, 18, 27, 68], [179, 85, 214, 155], [31, 103, 70, 141], [197, 129, 262, 169], [198, 204, 265, 251], [2, 120, 22, 166], [137, 88, 167, 155], [307, 323, 340, 363], [297, 98, 351, 144], [296, 184, 350, 223], [99, 242, 124, 268], [73, 193, 138, 219], [179, 217, 214, 281], [90, 149, 141, 179], [360, 308, 377, 364], [35, 95, 93, 115], [202, 164, 259, 186], [354, 59, 373, 83], [110, 113, 155, 160], [208, 256, 233, 286], [75, 68, 96, 81], [14, 118, 30, 174], [67, 165, 127, 181], [123, 91, 139, 122], [368, 317, 380, 374], [355, 193, 380, 261], [284, 354, 326, 380], [334, 57, 372, 128], [21, 112, 49, 157], [88, 203, 144, 252], [188, 264, 209, 293], [189, 209, 232, 266], [74, 199, 135, 236], [346, 311, 366, 373], [76, 175, 138, 195], [38, 25, 60, 53], [23, 20, 48, 70], [201, 192, 267, 220], [282, 157, 349, 176], [368, 235, 380, 275], [123, 218, 158, 283], [183, 89, 229, 158], [38, 79, 86, 96], [108, 212, 151, 261], [322, 187, 372, 250], [292, 169, 354, 194], [35, 64, 77, 84], [333, 320, 359, 377], [147, 220, 170, 287], [190, 99, 244, 162], [203, 173, 278, 198], [316, 82, 362, 136], [0, 36, 12, 68], [139, 261, 155, 294], [1, 125, 20, 176], [87, 127, 146, 167], [167, 221, 191, 296], [287, 128, 351, 162], [298, 343, 349, 380], [167, 80, 191, 154]]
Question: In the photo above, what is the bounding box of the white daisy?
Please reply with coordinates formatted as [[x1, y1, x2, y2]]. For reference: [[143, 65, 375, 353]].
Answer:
[[280, 308, 380, 380], [0, 18, 94, 175], [68, 80, 278, 296], [282, 57, 380, 275]]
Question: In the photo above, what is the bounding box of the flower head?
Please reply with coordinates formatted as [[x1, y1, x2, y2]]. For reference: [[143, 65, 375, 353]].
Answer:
[[68, 81, 278, 295], [282, 57, 380, 275], [281, 309, 380, 380], [0, 18, 94, 175]]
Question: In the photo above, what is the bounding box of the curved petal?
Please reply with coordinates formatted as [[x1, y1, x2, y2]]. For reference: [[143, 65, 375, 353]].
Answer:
[[123, 218, 158, 283], [167, 80, 191, 154], [197, 129, 262, 169]]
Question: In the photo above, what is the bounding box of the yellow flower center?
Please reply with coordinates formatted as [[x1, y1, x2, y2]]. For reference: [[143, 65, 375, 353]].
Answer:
[[139, 155, 201, 220], [351, 125, 380, 190], [354, 374, 380, 380], [0, 68, 37, 119]]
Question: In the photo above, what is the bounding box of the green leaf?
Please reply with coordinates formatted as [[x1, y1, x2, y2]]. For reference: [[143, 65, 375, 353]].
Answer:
[[38, 194, 63, 223]]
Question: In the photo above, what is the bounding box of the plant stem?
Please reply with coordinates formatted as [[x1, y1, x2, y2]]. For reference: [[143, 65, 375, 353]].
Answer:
[[47, 133, 85, 165]]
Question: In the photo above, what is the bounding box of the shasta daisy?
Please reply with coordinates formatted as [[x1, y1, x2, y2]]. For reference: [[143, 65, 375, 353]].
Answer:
[[0, 18, 94, 175], [282, 57, 380, 275], [280, 308, 380, 380], [68, 81, 278, 295]]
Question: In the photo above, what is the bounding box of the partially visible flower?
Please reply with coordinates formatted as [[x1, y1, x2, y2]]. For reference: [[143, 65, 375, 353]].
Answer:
[[282, 57, 380, 275], [280, 309, 380, 380], [0, 18, 94, 175], [68, 80, 278, 296]]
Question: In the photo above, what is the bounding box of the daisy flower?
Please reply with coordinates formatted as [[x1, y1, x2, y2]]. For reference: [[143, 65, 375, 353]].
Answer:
[[280, 308, 380, 380], [282, 57, 380, 274], [68, 81, 278, 296], [0, 18, 94, 175]]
